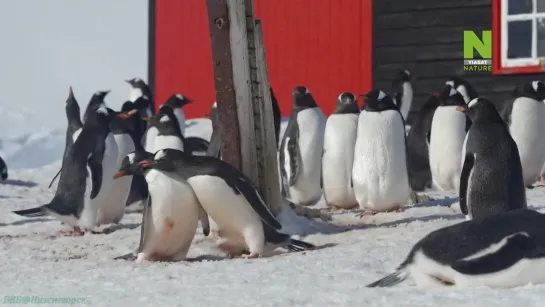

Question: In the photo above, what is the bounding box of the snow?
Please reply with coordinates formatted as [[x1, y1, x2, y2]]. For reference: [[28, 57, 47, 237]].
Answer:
[[1, 116, 545, 306]]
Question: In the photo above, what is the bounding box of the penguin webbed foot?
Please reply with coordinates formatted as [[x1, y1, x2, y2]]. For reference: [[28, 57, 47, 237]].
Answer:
[[241, 252, 260, 259], [526, 185, 535, 189]]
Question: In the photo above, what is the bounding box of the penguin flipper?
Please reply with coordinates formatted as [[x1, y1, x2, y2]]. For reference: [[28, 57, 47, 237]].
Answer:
[[12, 206, 47, 217], [48, 168, 62, 188], [452, 232, 542, 275], [234, 176, 282, 229], [394, 92, 402, 110], [459, 152, 475, 215], [198, 203, 210, 236], [287, 134, 302, 186], [320, 149, 324, 189], [87, 142, 105, 199], [137, 195, 153, 254], [367, 269, 408, 287]]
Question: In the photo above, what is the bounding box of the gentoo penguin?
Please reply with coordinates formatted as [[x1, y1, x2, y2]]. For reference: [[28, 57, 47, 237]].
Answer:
[[367, 208, 545, 289], [143, 106, 185, 152], [13, 104, 119, 235], [159, 93, 193, 137], [406, 93, 440, 191], [503, 81, 545, 188], [321, 92, 359, 210], [96, 109, 137, 225], [270, 87, 282, 146], [0, 156, 8, 180], [428, 85, 471, 192], [137, 148, 315, 258], [279, 86, 326, 207], [48, 86, 84, 188], [207, 101, 222, 159], [352, 89, 411, 216], [445, 76, 479, 104], [392, 69, 415, 120], [456, 98, 526, 220], [126, 77, 154, 115], [112, 149, 210, 262], [82, 90, 110, 123]]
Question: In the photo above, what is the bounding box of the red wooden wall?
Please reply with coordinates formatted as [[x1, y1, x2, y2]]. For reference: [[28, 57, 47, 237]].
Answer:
[[151, 0, 373, 119]]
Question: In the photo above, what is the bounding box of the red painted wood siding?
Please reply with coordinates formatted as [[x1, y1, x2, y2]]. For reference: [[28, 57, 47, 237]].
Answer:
[[152, 0, 372, 118]]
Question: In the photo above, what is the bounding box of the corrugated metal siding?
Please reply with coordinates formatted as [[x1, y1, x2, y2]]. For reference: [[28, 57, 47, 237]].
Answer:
[[152, 0, 372, 118]]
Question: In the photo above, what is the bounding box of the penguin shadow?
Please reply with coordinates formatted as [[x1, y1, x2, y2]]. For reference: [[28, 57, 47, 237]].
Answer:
[[92, 222, 141, 235], [410, 195, 459, 208], [186, 254, 227, 262], [0, 179, 37, 187], [0, 217, 52, 227]]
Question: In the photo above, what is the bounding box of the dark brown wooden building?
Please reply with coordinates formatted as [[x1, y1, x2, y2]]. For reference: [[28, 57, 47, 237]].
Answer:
[[372, 0, 545, 124]]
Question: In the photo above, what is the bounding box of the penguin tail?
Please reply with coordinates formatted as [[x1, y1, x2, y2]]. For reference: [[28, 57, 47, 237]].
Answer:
[[366, 267, 408, 288], [285, 238, 316, 252], [12, 206, 47, 217], [264, 225, 315, 252]]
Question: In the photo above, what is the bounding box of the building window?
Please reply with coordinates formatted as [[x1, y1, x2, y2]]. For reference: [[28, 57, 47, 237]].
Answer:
[[494, 0, 545, 74]]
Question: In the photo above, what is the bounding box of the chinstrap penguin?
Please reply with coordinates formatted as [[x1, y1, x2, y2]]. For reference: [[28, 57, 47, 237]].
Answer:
[[428, 85, 471, 192], [456, 98, 527, 220], [139, 148, 315, 258], [502, 81, 545, 188], [392, 69, 415, 120], [445, 76, 478, 104], [279, 86, 326, 207], [367, 208, 545, 289], [352, 89, 411, 216], [112, 149, 210, 262], [322, 92, 359, 210], [13, 103, 119, 235]]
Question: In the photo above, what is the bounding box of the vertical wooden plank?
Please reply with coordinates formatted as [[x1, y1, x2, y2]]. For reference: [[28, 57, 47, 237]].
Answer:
[[254, 19, 281, 214]]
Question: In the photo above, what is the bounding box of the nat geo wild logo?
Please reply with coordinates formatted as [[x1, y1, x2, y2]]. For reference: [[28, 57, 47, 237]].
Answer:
[[463, 30, 492, 72]]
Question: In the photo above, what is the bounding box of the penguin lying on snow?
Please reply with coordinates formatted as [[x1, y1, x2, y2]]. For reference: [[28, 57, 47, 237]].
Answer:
[[134, 148, 315, 258], [13, 103, 120, 235], [322, 92, 359, 210], [112, 150, 210, 262], [457, 97, 527, 220], [502, 81, 545, 188], [367, 208, 545, 289], [445, 76, 478, 104]]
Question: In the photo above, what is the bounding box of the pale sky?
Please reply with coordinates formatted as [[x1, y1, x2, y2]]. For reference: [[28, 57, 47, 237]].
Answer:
[[0, 0, 148, 136]]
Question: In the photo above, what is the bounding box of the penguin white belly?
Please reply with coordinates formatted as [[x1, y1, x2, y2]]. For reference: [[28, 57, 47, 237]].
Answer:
[[322, 114, 358, 208], [96, 133, 135, 225], [399, 83, 413, 119], [143, 127, 159, 152], [428, 106, 467, 191], [187, 175, 265, 254], [173, 108, 186, 136], [509, 98, 545, 186], [129, 88, 143, 103], [139, 170, 200, 261], [352, 110, 411, 211], [154, 135, 184, 152], [288, 108, 326, 206], [78, 133, 119, 230]]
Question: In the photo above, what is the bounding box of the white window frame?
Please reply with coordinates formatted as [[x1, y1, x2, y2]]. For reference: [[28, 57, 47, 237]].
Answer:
[[501, 0, 545, 68]]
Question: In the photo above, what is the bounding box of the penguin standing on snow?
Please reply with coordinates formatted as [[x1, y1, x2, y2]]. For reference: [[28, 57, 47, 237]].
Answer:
[[13, 103, 119, 235], [143, 106, 185, 152], [445, 76, 479, 104], [112, 150, 210, 262], [406, 93, 440, 191], [279, 86, 326, 207], [48, 86, 84, 188], [367, 208, 545, 289], [322, 92, 359, 210], [502, 81, 545, 188], [392, 70, 415, 120], [456, 98, 526, 220], [428, 85, 471, 192], [352, 89, 411, 216], [135, 148, 315, 258]]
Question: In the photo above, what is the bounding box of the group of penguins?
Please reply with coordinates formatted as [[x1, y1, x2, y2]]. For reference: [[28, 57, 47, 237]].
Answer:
[[9, 71, 545, 289]]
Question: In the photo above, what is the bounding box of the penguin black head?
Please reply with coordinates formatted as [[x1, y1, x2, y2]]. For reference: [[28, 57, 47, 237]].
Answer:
[[125, 77, 147, 90], [456, 97, 503, 124], [445, 76, 478, 103], [292, 86, 318, 110], [361, 89, 397, 112], [145, 106, 184, 136], [140, 148, 188, 172], [65, 86, 81, 122], [162, 93, 194, 108], [113, 150, 154, 179], [333, 92, 359, 114], [513, 81, 545, 101], [392, 70, 414, 87], [438, 85, 466, 107], [83, 90, 110, 122], [85, 103, 112, 129]]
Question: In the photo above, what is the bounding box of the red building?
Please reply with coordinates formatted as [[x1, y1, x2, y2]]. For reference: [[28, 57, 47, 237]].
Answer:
[[148, 0, 373, 119], [149, 0, 545, 122]]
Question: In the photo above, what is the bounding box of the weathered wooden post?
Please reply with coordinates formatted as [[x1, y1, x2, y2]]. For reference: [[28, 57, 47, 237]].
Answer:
[[206, 0, 281, 214]]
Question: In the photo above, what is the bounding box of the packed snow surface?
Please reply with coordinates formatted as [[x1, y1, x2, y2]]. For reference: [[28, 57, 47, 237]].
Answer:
[[1, 119, 545, 306]]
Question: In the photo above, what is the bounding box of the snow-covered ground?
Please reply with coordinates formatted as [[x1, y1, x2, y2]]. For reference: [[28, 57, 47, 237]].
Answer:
[[1, 117, 545, 306]]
